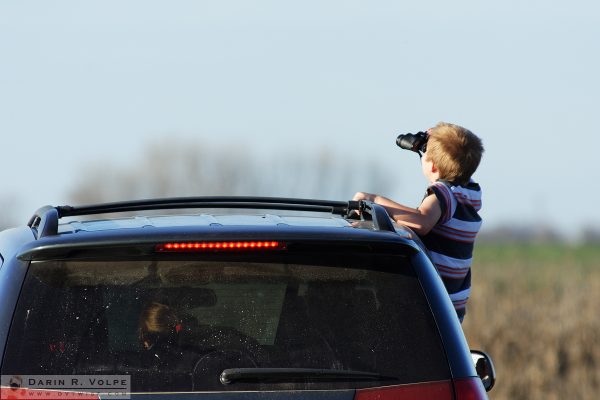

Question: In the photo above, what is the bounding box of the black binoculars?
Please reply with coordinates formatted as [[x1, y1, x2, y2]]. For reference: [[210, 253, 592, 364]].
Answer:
[[396, 131, 428, 156]]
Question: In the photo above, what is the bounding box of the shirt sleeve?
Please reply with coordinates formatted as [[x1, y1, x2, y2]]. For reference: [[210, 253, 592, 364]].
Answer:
[[426, 182, 454, 225]]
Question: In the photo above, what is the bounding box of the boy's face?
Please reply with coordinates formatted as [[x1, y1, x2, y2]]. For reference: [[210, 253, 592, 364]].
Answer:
[[421, 151, 438, 183]]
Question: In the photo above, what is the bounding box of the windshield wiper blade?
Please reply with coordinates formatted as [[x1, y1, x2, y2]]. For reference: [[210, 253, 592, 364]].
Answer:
[[220, 368, 398, 385]]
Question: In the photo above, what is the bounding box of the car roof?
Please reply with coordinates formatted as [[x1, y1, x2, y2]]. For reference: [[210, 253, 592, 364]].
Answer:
[[27, 197, 406, 237], [57, 212, 355, 234], [17, 197, 421, 261]]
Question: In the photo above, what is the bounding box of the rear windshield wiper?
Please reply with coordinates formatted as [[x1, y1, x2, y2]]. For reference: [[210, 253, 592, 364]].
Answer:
[[220, 368, 398, 385]]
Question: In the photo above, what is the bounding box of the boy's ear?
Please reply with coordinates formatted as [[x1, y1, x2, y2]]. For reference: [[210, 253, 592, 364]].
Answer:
[[430, 162, 438, 173]]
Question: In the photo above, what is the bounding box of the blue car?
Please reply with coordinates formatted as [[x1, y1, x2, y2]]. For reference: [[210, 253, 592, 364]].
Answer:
[[0, 197, 495, 399]]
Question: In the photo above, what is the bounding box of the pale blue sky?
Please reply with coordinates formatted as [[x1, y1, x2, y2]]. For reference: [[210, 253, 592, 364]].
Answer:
[[1, 1, 598, 236]]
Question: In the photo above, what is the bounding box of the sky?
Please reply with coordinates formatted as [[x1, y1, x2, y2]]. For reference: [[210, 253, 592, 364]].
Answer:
[[1, 0, 598, 237]]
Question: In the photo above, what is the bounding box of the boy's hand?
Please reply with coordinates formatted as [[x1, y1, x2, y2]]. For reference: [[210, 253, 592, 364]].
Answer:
[[352, 192, 376, 202], [350, 192, 377, 218]]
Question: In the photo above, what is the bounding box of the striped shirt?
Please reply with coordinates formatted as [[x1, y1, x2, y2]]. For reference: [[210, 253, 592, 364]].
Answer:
[[419, 180, 482, 322]]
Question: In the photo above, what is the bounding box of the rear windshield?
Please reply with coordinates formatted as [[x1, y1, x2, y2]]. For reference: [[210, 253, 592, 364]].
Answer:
[[2, 252, 449, 392]]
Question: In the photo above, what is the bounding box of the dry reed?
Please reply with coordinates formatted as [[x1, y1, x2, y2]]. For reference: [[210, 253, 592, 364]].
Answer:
[[463, 244, 600, 400]]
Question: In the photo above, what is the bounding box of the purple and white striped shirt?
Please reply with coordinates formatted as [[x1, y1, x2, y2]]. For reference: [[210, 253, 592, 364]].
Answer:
[[420, 180, 482, 321]]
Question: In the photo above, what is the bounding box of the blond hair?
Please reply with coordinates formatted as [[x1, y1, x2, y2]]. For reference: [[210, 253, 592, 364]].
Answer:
[[426, 122, 484, 185]]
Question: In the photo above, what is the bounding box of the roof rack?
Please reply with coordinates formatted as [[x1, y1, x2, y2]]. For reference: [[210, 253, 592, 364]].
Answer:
[[28, 196, 395, 238]]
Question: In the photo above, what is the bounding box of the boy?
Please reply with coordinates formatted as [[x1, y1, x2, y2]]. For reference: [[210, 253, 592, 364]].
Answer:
[[353, 122, 483, 322]]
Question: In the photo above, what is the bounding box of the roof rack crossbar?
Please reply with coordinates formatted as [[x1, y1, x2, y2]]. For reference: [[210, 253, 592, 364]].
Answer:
[[28, 196, 395, 239], [56, 197, 351, 218]]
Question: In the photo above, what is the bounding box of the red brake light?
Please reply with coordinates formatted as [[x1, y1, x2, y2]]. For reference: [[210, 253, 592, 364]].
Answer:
[[155, 241, 285, 252], [355, 380, 454, 400]]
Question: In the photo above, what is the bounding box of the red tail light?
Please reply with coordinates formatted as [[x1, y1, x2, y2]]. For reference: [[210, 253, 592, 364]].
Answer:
[[155, 241, 285, 252], [355, 380, 454, 400], [453, 378, 488, 399], [354, 378, 487, 400]]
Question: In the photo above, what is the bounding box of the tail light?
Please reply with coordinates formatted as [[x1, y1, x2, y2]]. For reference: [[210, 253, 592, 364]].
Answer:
[[453, 378, 488, 399], [354, 378, 487, 400], [355, 380, 454, 399]]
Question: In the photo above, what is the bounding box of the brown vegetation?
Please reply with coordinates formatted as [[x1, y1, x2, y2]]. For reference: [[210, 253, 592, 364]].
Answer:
[[464, 244, 600, 400]]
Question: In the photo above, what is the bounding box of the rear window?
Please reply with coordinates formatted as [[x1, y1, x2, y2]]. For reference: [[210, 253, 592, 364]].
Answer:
[[2, 252, 450, 392]]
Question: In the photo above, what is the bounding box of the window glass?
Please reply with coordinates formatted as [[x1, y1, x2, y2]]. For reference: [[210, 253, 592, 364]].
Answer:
[[2, 254, 449, 392]]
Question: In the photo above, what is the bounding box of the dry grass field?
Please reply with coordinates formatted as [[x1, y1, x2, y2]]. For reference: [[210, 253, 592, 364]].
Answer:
[[463, 243, 600, 400]]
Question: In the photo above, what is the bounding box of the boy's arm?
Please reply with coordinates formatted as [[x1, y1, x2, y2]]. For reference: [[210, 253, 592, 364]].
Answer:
[[352, 192, 441, 236]]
